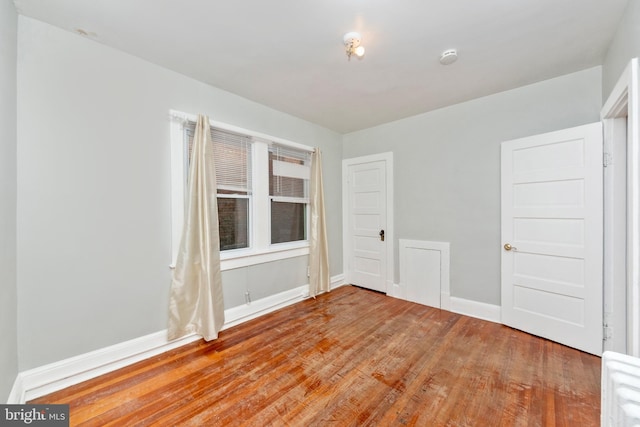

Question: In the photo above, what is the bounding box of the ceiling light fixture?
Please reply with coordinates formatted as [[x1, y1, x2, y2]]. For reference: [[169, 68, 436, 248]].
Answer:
[[343, 32, 365, 60]]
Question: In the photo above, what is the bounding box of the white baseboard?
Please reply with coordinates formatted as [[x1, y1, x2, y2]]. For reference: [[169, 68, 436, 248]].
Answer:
[[444, 293, 501, 324], [330, 274, 346, 290], [12, 330, 202, 404], [440, 291, 452, 311], [386, 288, 500, 325], [223, 285, 308, 329], [7, 374, 24, 405], [9, 274, 345, 404]]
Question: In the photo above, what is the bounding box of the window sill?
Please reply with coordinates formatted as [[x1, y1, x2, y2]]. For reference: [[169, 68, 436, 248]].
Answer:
[[221, 242, 309, 270], [170, 242, 310, 271]]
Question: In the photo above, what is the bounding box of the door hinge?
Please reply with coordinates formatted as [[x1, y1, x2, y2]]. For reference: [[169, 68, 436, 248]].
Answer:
[[603, 312, 613, 342], [603, 324, 613, 341], [604, 152, 612, 167]]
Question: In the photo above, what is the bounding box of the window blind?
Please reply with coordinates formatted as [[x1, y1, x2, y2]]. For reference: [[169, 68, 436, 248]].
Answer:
[[184, 122, 252, 195], [269, 143, 311, 199]]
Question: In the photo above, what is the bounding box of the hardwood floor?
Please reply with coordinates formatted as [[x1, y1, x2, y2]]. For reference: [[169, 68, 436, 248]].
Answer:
[[31, 285, 601, 426]]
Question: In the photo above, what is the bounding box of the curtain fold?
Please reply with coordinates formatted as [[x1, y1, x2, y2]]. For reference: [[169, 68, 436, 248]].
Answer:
[[309, 149, 330, 297], [168, 115, 225, 341]]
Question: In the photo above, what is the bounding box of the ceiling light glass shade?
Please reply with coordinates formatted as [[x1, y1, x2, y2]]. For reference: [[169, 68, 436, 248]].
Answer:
[[343, 31, 365, 60]]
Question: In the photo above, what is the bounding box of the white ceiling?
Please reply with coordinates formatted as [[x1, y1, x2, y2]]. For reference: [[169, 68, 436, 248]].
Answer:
[[13, 0, 629, 133]]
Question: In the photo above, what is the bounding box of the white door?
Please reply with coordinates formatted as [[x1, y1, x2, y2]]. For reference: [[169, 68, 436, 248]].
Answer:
[[345, 159, 388, 293], [501, 122, 603, 355]]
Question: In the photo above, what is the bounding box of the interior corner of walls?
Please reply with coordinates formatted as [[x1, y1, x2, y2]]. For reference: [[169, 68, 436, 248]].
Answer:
[[330, 274, 346, 290], [7, 374, 24, 404], [18, 330, 201, 403], [601, 0, 640, 102], [440, 292, 452, 311]]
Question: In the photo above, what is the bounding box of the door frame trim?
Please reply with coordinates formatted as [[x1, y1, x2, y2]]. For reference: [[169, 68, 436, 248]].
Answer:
[[342, 152, 394, 293], [601, 57, 639, 356]]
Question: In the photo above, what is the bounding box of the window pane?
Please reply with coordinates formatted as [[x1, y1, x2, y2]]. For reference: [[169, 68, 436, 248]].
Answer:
[[271, 201, 306, 244], [184, 122, 252, 195], [218, 197, 249, 250], [212, 130, 251, 194], [269, 147, 309, 198]]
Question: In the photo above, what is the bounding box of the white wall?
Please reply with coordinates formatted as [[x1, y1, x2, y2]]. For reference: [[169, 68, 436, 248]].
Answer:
[[0, 0, 18, 402], [343, 67, 602, 306], [16, 16, 343, 370], [602, 0, 640, 101]]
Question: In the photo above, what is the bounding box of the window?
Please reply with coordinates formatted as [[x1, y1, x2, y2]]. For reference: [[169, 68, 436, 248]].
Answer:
[[269, 144, 310, 244], [170, 111, 313, 269], [184, 123, 252, 251]]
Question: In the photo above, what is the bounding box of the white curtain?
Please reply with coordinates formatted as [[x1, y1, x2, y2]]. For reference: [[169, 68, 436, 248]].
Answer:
[[309, 149, 330, 297], [168, 115, 225, 341]]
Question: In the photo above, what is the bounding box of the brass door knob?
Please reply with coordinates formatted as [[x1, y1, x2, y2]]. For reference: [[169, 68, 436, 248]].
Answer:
[[504, 243, 514, 251]]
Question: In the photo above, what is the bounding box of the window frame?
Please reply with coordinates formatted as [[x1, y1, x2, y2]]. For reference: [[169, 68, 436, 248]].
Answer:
[[269, 143, 311, 245], [170, 110, 313, 271]]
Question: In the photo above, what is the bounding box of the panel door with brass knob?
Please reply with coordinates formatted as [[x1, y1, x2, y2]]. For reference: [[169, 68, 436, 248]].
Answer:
[[501, 122, 603, 355]]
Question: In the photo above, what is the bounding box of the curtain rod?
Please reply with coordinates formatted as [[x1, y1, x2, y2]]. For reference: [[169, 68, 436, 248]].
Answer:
[[169, 109, 315, 153]]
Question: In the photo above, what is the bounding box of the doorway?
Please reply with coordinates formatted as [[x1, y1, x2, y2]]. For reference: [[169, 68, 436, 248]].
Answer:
[[602, 57, 639, 356], [343, 152, 394, 293]]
